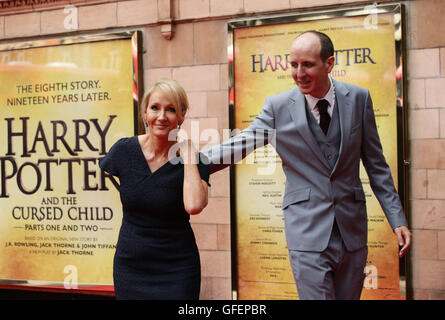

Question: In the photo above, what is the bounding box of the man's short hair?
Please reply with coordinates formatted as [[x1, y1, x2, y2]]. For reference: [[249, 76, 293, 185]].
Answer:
[[298, 30, 334, 62]]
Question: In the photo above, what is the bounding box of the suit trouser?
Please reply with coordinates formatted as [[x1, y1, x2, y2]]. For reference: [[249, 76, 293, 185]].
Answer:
[[288, 221, 368, 300]]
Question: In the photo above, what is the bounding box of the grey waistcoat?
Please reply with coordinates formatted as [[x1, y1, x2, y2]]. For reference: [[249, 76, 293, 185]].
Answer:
[[305, 98, 341, 170]]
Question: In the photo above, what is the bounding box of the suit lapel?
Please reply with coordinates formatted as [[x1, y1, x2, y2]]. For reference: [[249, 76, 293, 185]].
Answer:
[[331, 79, 352, 174], [286, 88, 331, 170]]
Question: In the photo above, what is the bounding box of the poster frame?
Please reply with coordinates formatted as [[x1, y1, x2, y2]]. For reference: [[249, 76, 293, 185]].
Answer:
[[0, 29, 144, 296], [227, 3, 408, 299]]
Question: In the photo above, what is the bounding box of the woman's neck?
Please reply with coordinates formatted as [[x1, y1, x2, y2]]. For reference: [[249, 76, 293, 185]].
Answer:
[[140, 134, 176, 161]]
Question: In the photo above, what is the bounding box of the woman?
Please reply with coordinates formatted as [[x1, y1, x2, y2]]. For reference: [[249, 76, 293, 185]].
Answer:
[[99, 79, 210, 300]]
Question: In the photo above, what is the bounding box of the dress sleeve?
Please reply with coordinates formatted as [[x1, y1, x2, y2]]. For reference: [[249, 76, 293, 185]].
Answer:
[[99, 137, 128, 177], [197, 152, 211, 187]]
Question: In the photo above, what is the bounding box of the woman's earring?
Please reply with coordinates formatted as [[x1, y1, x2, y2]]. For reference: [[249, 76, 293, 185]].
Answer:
[[145, 121, 148, 127], [176, 125, 181, 142]]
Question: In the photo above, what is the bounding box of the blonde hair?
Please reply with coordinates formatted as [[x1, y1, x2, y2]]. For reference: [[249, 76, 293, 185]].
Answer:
[[141, 79, 189, 122]]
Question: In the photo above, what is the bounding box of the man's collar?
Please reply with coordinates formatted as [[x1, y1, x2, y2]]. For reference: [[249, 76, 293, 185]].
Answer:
[[305, 76, 335, 111]]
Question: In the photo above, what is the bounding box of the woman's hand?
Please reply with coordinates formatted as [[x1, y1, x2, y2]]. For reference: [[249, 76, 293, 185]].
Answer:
[[178, 138, 198, 165], [179, 139, 209, 215]]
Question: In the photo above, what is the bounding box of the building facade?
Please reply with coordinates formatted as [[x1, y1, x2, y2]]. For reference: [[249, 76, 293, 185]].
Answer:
[[0, 0, 444, 300]]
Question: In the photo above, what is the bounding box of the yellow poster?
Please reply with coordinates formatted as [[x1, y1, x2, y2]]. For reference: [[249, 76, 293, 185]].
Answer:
[[232, 10, 402, 300], [0, 35, 137, 288]]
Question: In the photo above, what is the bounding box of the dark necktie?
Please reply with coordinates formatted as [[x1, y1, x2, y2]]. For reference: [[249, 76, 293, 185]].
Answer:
[[317, 99, 330, 135]]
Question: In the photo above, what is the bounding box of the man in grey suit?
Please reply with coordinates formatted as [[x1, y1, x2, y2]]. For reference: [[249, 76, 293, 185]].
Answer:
[[203, 31, 411, 299]]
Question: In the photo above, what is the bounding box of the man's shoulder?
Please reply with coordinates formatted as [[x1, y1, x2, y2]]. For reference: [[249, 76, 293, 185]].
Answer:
[[268, 87, 299, 102], [333, 79, 369, 96]]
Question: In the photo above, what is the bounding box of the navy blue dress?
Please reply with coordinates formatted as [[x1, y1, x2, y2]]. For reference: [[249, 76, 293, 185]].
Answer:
[[99, 136, 210, 300]]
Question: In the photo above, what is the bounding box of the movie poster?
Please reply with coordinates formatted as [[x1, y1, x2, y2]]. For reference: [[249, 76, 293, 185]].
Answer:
[[0, 33, 139, 290], [231, 6, 403, 300]]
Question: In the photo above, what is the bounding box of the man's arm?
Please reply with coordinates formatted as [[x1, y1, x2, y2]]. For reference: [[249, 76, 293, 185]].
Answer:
[[360, 90, 411, 257], [201, 97, 276, 174]]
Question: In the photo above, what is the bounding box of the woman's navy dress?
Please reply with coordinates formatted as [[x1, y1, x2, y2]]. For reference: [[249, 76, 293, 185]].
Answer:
[[99, 136, 210, 300]]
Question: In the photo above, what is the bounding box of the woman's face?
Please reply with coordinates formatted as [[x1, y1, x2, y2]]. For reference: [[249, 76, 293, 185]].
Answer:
[[144, 89, 183, 139]]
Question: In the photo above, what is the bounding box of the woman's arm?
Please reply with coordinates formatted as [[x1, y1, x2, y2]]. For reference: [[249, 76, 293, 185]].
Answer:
[[180, 139, 209, 215]]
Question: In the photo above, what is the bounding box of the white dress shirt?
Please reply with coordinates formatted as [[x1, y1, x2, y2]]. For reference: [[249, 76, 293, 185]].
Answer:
[[304, 76, 336, 125]]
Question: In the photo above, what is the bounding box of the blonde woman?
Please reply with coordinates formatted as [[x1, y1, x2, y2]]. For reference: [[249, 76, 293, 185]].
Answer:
[[99, 79, 210, 300]]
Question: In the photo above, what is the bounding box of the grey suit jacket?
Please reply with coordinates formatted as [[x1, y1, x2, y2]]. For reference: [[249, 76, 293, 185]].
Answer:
[[203, 79, 407, 252]]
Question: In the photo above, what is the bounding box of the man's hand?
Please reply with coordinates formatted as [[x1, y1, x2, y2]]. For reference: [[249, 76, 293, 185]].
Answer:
[[394, 226, 411, 258]]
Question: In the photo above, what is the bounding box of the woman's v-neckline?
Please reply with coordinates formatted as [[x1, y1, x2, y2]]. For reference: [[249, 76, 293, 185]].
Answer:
[[134, 135, 176, 175]]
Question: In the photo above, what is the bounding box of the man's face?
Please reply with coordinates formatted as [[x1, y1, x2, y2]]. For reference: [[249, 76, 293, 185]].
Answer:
[[290, 33, 335, 98]]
